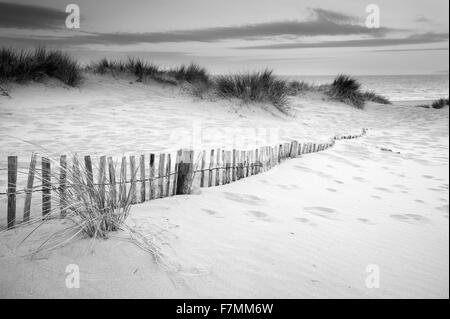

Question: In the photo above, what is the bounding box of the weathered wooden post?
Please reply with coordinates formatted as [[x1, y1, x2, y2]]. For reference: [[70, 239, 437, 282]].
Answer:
[[158, 154, 165, 198], [129, 155, 137, 204], [140, 155, 146, 202], [215, 149, 220, 186], [23, 153, 36, 223], [98, 156, 106, 209], [232, 149, 237, 182], [200, 150, 206, 188], [7, 156, 17, 229], [59, 155, 67, 216], [175, 150, 194, 195], [149, 153, 155, 199], [42, 157, 51, 217], [84, 155, 94, 190], [108, 157, 116, 206], [119, 156, 127, 205], [165, 154, 171, 197], [208, 149, 214, 187]]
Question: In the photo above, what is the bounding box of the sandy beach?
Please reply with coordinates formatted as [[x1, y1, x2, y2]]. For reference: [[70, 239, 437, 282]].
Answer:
[[0, 75, 448, 298]]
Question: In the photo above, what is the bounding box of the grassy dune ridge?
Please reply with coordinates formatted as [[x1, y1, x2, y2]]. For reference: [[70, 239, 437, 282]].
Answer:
[[1, 47, 394, 110]]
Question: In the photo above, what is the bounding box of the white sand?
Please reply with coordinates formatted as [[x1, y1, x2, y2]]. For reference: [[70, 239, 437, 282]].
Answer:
[[0, 75, 448, 298]]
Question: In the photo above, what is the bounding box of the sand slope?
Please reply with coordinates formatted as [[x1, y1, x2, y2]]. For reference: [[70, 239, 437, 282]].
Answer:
[[0, 76, 448, 298]]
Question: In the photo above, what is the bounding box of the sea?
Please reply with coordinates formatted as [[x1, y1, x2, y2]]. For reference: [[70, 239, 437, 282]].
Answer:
[[288, 74, 449, 102]]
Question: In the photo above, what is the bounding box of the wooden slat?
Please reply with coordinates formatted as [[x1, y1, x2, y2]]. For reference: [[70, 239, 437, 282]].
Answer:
[[208, 149, 214, 187], [41, 157, 51, 217], [200, 150, 206, 188], [7, 156, 17, 229], [165, 154, 171, 197], [175, 150, 194, 195], [119, 156, 127, 205], [84, 155, 94, 190], [23, 153, 36, 223], [59, 155, 67, 217], [129, 155, 137, 204], [98, 156, 106, 209], [108, 157, 116, 207], [158, 153, 165, 198], [149, 153, 155, 200], [232, 149, 237, 182], [172, 150, 181, 196], [140, 155, 146, 202], [215, 148, 220, 186]]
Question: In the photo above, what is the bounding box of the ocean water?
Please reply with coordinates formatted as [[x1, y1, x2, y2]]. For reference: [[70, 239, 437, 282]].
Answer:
[[288, 74, 449, 102]]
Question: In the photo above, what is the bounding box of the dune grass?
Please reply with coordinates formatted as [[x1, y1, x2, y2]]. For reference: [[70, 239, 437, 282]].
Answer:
[[214, 69, 289, 112], [1, 47, 394, 110], [323, 74, 391, 109], [361, 90, 391, 105], [431, 98, 449, 109], [0, 47, 82, 86], [325, 74, 365, 109]]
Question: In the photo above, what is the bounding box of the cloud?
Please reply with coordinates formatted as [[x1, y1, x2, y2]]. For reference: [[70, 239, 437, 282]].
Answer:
[[0, 2, 66, 29], [237, 33, 449, 50], [373, 47, 449, 52], [0, 5, 392, 46], [414, 15, 432, 23]]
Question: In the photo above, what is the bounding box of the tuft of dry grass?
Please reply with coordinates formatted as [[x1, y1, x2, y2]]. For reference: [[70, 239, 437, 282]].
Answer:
[[214, 69, 290, 113], [0, 47, 82, 86]]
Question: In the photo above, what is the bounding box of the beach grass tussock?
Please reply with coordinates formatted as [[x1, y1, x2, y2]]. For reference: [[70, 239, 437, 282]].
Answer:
[[214, 69, 289, 112], [361, 90, 392, 105], [326, 74, 365, 109], [13, 154, 167, 264], [431, 98, 449, 109], [0, 47, 81, 86]]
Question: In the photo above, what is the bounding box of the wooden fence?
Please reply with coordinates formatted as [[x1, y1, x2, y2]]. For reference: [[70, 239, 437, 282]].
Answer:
[[1, 129, 367, 230]]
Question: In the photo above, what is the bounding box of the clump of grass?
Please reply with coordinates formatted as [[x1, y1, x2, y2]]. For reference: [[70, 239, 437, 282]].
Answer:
[[13, 153, 167, 266], [287, 80, 316, 95], [215, 69, 289, 112], [88, 57, 160, 81], [361, 90, 391, 105], [326, 74, 365, 109], [431, 98, 449, 109], [0, 47, 81, 86], [168, 63, 209, 84]]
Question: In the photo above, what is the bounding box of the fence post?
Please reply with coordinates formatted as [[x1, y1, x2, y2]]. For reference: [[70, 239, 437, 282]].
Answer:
[[165, 154, 171, 197], [120, 156, 127, 205], [108, 157, 116, 206], [215, 149, 220, 186], [149, 154, 155, 200], [23, 153, 36, 223], [7, 156, 17, 229], [208, 149, 214, 187], [129, 156, 137, 204], [232, 149, 237, 182], [98, 156, 106, 209], [140, 155, 146, 202], [158, 154, 165, 198], [84, 155, 94, 190], [60, 155, 67, 216], [200, 150, 206, 188], [175, 149, 194, 195], [42, 157, 51, 217], [172, 150, 181, 196]]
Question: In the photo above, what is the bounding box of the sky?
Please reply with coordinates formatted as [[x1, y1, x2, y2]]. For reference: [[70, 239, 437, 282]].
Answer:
[[0, 0, 448, 75]]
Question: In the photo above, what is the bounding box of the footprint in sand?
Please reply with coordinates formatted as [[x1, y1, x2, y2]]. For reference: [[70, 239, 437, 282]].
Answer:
[[246, 210, 272, 222], [304, 206, 338, 220], [202, 209, 223, 218], [422, 175, 434, 179], [353, 176, 366, 182], [326, 188, 337, 193], [295, 217, 317, 226], [357, 218, 376, 225], [390, 214, 429, 224], [374, 186, 391, 192], [224, 192, 264, 205]]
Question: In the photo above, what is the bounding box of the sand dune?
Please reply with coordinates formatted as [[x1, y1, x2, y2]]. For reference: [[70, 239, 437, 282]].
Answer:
[[0, 75, 448, 298]]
